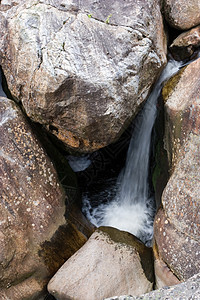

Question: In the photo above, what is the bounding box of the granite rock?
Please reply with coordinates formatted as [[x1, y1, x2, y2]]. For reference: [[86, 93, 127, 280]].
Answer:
[[162, 0, 200, 30], [0, 0, 167, 152]]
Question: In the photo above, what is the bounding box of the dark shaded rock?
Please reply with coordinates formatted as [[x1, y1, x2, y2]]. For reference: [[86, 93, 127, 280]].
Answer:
[[170, 25, 200, 61], [0, 68, 6, 97], [0, 0, 166, 152], [152, 96, 169, 209]]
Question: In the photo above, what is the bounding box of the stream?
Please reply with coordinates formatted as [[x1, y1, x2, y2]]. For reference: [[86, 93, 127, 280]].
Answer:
[[80, 59, 183, 246]]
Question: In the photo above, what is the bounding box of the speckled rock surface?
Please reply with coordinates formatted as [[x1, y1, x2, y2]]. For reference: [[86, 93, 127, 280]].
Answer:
[[104, 272, 200, 300], [170, 25, 200, 61], [162, 0, 200, 30], [48, 227, 154, 300], [0, 0, 166, 152], [0, 97, 87, 299], [154, 209, 199, 280], [153, 57, 200, 281]]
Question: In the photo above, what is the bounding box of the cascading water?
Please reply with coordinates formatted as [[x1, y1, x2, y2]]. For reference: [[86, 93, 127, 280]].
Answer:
[[82, 59, 183, 246]]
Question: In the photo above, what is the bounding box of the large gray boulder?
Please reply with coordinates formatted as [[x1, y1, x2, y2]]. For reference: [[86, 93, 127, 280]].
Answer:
[[48, 227, 154, 300], [0, 96, 87, 299], [162, 0, 200, 30], [0, 0, 167, 152]]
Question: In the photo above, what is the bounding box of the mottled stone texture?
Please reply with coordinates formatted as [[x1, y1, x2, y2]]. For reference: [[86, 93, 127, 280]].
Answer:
[[154, 58, 200, 281], [153, 255, 180, 289], [154, 209, 199, 280], [162, 0, 200, 30], [48, 227, 154, 300], [104, 273, 200, 300], [0, 0, 166, 152], [0, 97, 87, 299], [170, 25, 200, 61]]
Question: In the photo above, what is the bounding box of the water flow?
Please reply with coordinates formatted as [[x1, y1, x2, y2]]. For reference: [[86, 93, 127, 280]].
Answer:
[[83, 60, 183, 245]]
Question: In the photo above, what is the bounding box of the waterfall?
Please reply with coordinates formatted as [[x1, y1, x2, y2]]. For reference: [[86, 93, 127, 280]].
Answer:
[[83, 60, 183, 245], [119, 59, 183, 206]]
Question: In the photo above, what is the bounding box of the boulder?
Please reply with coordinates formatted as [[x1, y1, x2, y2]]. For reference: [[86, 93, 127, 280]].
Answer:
[[170, 25, 200, 61], [162, 0, 200, 30], [0, 0, 167, 152], [104, 272, 200, 300], [0, 96, 87, 299], [154, 58, 200, 281], [48, 227, 154, 300]]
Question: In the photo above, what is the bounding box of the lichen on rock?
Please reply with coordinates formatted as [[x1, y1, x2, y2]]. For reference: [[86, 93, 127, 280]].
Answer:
[[0, 0, 167, 152]]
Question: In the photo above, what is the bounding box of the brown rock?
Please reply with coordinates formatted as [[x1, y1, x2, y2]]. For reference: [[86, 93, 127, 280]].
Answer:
[[0, 0, 167, 152], [0, 97, 87, 299], [48, 227, 154, 300], [154, 57, 200, 281], [170, 25, 200, 61], [154, 258, 180, 289], [162, 0, 200, 30], [153, 240, 180, 288], [162, 57, 200, 172], [154, 209, 200, 280]]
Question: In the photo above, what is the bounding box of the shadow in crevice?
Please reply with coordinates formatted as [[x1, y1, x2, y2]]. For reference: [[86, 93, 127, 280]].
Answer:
[[0, 66, 13, 100]]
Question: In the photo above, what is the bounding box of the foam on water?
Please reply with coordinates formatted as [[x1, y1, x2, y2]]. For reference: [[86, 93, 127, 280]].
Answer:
[[67, 154, 91, 172], [83, 60, 183, 245]]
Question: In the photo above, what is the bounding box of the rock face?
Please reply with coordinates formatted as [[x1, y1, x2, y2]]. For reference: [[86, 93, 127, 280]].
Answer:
[[0, 96, 87, 299], [170, 25, 200, 61], [154, 58, 200, 281], [0, 0, 167, 152], [153, 255, 180, 289], [48, 227, 154, 300], [104, 272, 200, 300], [162, 0, 200, 30]]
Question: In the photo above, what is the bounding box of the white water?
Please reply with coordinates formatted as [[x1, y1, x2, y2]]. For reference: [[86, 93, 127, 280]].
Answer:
[[83, 60, 183, 245], [67, 154, 91, 172]]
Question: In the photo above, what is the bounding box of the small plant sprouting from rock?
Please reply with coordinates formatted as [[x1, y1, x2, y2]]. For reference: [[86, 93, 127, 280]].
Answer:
[[105, 14, 112, 24], [88, 14, 92, 18]]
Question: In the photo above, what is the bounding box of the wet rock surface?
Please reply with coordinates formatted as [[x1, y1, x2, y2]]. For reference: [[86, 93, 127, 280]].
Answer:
[[48, 227, 154, 300], [0, 97, 87, 299], [162, 0, 200, 30], [0, 0, 166, 152], [153, 57, 200, 281]]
